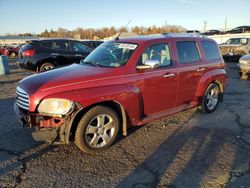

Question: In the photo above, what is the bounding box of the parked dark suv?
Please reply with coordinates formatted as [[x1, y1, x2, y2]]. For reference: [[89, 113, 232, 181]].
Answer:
[[18, 39, 92, 71]]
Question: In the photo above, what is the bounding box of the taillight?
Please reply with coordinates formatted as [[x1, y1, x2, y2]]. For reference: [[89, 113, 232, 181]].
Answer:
[[221, 62, 226, 69], [22, 49, 35, 57]]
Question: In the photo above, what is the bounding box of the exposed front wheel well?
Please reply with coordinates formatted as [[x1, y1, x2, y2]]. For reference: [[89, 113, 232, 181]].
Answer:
[[68, 101, 126, 142]]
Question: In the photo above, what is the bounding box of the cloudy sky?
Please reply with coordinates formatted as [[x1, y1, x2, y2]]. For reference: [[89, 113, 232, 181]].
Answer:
[[0, 0, 249, 35]]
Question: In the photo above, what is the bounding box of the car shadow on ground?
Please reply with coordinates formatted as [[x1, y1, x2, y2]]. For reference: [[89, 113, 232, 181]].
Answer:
[[116, 118, 249, 187], [116, 62, 250, 187]]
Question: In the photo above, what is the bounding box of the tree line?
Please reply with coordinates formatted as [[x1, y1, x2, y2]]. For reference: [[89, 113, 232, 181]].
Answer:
[[5, 25, 186, 39]]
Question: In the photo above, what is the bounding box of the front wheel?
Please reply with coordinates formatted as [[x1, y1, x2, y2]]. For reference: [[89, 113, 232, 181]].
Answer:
[[75, 106, 120, 154], [200, 83, 220, 113]]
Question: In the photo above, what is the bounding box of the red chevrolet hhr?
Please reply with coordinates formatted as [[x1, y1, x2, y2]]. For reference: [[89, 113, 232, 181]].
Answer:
[[14, 33, 227, 154]]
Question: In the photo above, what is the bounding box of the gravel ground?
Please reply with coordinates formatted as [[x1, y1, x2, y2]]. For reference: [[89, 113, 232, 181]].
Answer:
[[0, 58, 250, 188]]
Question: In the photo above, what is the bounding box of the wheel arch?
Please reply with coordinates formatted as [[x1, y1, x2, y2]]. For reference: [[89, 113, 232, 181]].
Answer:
[[197, 79, 225, 104], [195, 69, 227, 104], [36, 57, 57, 70], [66, 100, 127, 143]]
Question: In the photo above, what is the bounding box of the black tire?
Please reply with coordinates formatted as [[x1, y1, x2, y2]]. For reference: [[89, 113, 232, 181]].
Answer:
[[39, 62, 55, 72], [200, 83, 221, 113], [75, 106, 120, 154]]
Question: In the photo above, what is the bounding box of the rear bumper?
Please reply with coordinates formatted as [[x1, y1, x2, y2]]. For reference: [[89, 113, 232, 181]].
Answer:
[[17, 60, 37, 71], [222, 54, 242, 59]]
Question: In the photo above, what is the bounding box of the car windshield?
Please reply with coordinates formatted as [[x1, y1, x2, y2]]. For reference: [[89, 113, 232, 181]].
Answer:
[[225, 38, 248, 45], [83, 42, 138, 67]]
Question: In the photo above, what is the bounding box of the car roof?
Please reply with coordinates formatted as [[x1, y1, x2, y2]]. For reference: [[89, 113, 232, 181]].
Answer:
[[227, 37, 250, 39], [26, 38, 81, 43], [111, 33, 213, 44], [81, 40, 103, 42]]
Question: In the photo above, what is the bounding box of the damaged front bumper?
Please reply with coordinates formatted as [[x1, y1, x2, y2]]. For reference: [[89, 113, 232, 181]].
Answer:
[[13, 103, 73, 144]]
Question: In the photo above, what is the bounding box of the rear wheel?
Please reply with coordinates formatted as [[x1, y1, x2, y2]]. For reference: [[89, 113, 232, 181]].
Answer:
[[200, 83, 220, 113], [75, 106, 120, 154], [39, 62, 55, 72]]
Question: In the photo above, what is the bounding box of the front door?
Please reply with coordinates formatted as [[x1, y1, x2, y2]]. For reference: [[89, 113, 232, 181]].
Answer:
[[135, 43, 178, 116]]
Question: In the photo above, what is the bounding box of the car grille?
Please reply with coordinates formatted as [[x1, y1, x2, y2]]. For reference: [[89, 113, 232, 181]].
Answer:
[[16, 86, 29, 111]]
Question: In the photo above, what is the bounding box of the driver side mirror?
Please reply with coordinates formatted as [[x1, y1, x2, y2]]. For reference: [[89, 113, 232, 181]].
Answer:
[[136, 59, 160, 70]]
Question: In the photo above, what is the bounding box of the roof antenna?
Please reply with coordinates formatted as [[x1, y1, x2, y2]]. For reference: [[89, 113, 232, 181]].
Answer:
[[115, 20, 132, 40]]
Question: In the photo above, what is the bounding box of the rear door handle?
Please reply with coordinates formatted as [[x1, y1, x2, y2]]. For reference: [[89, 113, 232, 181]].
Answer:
[[163, 73, 176, 78], [196, 67, 206, 72], [75, 54, 82, 57]]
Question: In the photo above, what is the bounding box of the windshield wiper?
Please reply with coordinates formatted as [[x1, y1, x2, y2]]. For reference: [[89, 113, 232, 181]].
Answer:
[[81, 61, 100, 67]]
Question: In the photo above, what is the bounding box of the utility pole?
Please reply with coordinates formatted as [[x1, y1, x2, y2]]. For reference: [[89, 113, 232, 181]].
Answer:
[[203, 21, 207, 32], [164, 20, 168, 29], [224, 17, 227, 32]]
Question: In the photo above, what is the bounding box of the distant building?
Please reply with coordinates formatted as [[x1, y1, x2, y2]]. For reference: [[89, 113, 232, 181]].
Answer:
[[207, 33, 250, 44], [0, 36, 39, 45]]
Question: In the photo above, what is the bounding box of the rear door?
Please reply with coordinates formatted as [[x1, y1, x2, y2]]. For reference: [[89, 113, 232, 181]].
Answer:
[[175, 40, 205, 107], [47, 40, 71, 66]]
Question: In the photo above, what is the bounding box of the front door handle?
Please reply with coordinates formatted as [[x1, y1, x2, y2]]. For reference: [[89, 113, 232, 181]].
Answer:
[[163, 73, 176, 78], [196, 67, 206, 72]]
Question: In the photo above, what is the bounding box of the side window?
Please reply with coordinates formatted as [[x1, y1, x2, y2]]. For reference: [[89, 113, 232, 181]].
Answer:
[[40, 41, 50, 48], [70, 42, 92, 53], [50, 41, 68, 51], [138, 44, 171, 67], [201, 41, 221, 61], [176, 41, 200, 64]]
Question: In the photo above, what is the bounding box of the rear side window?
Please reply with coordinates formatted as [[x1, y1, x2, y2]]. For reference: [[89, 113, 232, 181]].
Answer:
[[176, 41, 200, 64], [40, 41, 68, 51], [201, 41, 221, 61], [51, 41, 68, 51], [70, 42, 92, 53]]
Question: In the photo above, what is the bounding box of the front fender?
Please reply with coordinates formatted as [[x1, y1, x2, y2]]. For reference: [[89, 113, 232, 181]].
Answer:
[[43, 84, 142, 125]]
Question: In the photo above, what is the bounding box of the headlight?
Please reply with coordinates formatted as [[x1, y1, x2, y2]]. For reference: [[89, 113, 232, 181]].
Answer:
[[38, 98, 74, 116]]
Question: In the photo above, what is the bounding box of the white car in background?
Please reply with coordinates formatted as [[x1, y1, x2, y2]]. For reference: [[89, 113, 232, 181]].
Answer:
[[238, 54, 250, 79]]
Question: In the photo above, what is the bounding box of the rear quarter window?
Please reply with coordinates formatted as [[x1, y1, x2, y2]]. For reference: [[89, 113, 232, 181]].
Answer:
[[201, 41, 221, 61], [176, 41, 200, 64], [21, 43, 33, 50]]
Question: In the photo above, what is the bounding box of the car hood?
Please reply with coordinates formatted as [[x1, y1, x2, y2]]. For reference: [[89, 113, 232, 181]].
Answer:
[[19, 64, 121, 95], [240, 54, 250, 61], [219, 44, 242, 48]]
